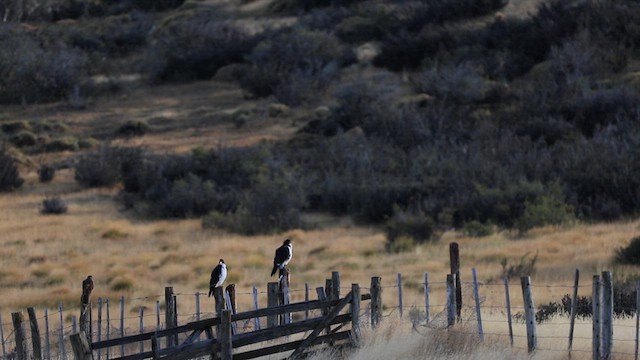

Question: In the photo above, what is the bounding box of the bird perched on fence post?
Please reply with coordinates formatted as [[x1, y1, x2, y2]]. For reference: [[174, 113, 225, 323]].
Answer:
[[81, 275, 94, 306], [271, 239, 293, 279], [209, 259, 227, 297]]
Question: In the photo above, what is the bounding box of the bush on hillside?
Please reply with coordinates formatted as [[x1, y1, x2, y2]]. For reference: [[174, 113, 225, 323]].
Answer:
[[240, 28, 350, 105], [75, 144, 136, 187], [39, 164, 56, 183], [516, 194, 575, 234], [41, 195, 68, 215], [385, 210, 435, 251], [615, 236, 640, 265], [0, 147, 24, 192], [0, 25, 86, 104], [146, 12, 257, 82]]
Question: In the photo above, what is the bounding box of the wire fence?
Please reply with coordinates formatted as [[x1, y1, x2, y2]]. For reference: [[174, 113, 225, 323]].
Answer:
[[1, 269, 638, 360]]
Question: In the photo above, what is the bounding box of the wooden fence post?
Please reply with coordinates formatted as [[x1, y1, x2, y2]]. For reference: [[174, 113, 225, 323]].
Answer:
[[0, 313, 5, 359], [370, 277, 382, 328], [446, 274, 456, 327], [219, 310, 232, 360], [252, 286, 261, 331], [503, 276, 514, 347], [351, 283, 361, 345], [59, 303, 66, 360], [119, 296, 125, 357], [72, 316, 77, 334], [593, 275, 601, 360], [96, 298, 102, 360], [325, 279, 334, 302], [214, 287, 225, 317], [165, 287, 178, 348], [139, 306, 144, 354], [472, 268, 483, 341], [305, 283, 310, 320], [449, 242, 462, 321], [569, 268, 580, 353], [224, 285, 238, 334], [635, 280, 640, 360], [267, 282, 279, 327], [44, 308, 51, 360], [105, 299, 110, 360], [332, 272, 341, 300], [602, 271, 613, 359], [424, 272, 430, 323], [316, 287, 330, 335], [155, 300, 160, 331], [195, 292, 201, 321], [521, 276, 536, 354], [70, 332, 94, 360], [12, 312, 27, 360], [397, 273, 403, 318], [28, 307, 42, 360]]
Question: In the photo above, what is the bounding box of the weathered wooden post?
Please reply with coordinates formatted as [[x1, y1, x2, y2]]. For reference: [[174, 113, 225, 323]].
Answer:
[[219, 310, 232, 360], [325, 279, 334, 301], [305, 283, 310, 320], [351, 284, 361, 345], [521, 276, 537, 354], [424, 272, 430, 323], [602, 271, 613, 359], [503, 276, 514, 347], [370, 277, 382, 328], [59, 304, 66, 360], [224, 285, 238, 334], [449, 242, 462, 321], [214, 286, 225, 317], [70, 332, 94, 360], [12, 312, 27, 360], [593, 275, 601, 360], [165, 287, 178, 348], [28, 307, 43, 360], [139, 306, 144, 353], [44, 308, 51, 360], [0, 313, 6, 359], [446, 274, 456, 328], [569, 268, 580, 354], [316, 287, 331, 335], [472, 268, 483, 341], [119, 296, 125, 357], [332, 272, 341, 300], [397, 273, 403, 318], [267, 282, 279, 327], [279, 271, 291, 324], [96, 298, 102, 360], [635, 280, 640, 360], [252, 286, 261, 330], [105, 299, 110, 360]]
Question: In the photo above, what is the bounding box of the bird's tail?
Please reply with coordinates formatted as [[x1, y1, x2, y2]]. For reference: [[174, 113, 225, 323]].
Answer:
[[208, 287, 214, 297], [270, 266, 277, 277]]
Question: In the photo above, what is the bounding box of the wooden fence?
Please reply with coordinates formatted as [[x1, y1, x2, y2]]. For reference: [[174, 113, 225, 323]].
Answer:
[[3, 243, 640, 359]]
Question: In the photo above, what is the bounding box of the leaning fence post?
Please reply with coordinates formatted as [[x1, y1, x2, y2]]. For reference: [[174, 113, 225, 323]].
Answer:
[[267, 282, 279, 327], [12, 312, 27, 360], [28, 307, 43, 360], [521, 276, 536, 353], [397, 273, 403, 318], [44, 308, 51, 360], [503, 276, 514, 347], [472, 268, 483, 341], [424, 272, 430, 323], [219, 310, 232, 360], [370, 277, 382, 328], [165, 287, 178, 347], [446, 274, 456, 327], [449, 242, 462, 321], [569, 268, 580, 354], [602, 271, 613, 359], [70, 332, 94, 360], [593, 275, 601, 360], [351, 283, 361, 345]]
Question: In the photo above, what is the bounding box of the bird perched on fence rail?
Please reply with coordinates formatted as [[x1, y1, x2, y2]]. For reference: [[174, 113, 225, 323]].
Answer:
[[81, 275, 94, 306], [271, 239, 293, 278], [209, 259, 227, 297]]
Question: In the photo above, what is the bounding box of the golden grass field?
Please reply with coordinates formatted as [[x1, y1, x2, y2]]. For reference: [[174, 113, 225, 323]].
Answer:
[[2, 76, 640, 358]]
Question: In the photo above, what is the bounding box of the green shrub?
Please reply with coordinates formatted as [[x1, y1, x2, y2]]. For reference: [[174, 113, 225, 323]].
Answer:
[[74, 144, 124, 187], [0, 147, 24, 192], [385, 210, 435, 249], [159, 173, 219, 218], [516, 194, 575, 233], [1, 121, 31, 134], [115, 120, 150, 137], [44, 138, 79, 152], [411, 62, 492, 104], [615, 236, 640, 265], [9, 131, 37, 147]]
